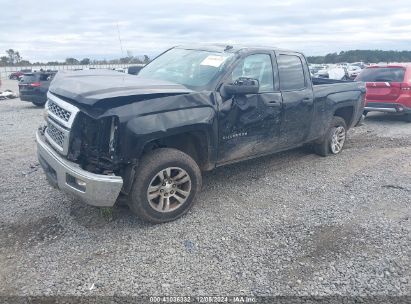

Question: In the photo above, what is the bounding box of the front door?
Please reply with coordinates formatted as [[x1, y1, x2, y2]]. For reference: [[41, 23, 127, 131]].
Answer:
[[217, 53, 282, 164]]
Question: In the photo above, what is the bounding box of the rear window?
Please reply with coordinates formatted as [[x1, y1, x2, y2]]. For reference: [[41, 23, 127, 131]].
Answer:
[[20, 74, 38, 83], [356, 67, 405, 82], [20, 73, 54, 83]]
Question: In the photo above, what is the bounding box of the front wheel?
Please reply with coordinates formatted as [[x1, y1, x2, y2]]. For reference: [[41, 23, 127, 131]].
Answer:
[[313, 116, 347, 156], [128, 148, 202, 223]]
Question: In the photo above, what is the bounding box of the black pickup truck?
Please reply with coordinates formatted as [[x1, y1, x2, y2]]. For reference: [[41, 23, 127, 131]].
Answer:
[[37, 44, 365, 223]]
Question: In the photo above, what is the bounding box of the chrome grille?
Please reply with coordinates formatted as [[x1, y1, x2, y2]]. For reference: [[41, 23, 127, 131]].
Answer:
[[48, 100, 71, 122], [45, 93, 80, 155], [46, 121, 65, 148]]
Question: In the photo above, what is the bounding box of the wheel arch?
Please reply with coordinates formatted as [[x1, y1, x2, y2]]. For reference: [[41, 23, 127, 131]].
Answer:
[[140, 129, 212, 171], [334, 105, 354, 128]]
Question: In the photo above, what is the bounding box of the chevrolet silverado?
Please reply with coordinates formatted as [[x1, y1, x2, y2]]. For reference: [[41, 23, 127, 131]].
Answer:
[[37, 44, 365, 223]]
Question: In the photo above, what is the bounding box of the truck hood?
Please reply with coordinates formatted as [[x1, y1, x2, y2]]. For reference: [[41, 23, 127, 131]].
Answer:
[[49, 69, 193, 106]]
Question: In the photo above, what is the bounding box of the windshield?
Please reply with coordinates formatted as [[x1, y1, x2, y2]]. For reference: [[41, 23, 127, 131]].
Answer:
[[356, 67, 405, 82], [138, 48, 233, 90]]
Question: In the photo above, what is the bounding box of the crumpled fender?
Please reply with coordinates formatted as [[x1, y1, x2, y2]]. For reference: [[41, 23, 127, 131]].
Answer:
[[103, 91, 219, 162]]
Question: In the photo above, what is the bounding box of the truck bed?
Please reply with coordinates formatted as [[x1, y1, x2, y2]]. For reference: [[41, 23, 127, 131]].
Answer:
[[312, 77, 353, 85]]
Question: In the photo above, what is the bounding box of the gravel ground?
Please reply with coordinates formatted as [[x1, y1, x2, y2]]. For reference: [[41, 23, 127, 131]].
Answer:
[[0, 79, 410, 299]]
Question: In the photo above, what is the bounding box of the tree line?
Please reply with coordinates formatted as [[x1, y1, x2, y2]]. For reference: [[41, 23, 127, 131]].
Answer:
[[0, 49, 150, 66], [307, 50, 411, 64], [3, 48, 411, 66]]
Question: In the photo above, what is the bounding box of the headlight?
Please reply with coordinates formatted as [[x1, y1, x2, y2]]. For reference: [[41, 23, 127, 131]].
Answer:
[[109, 116, 119, 158]]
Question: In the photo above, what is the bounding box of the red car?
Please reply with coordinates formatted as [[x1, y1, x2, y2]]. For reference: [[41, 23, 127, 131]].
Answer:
[[355, 64, 411, 122], [9, 69, 32, 80]]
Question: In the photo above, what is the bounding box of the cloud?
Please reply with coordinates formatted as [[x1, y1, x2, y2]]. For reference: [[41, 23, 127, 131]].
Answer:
[[1, 0, 410, 61]]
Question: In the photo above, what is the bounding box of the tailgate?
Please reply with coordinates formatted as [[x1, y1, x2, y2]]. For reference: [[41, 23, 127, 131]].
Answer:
[[19, 83, 35, 92], [366, 82, 402, 102], [19, 74, 39, 92]]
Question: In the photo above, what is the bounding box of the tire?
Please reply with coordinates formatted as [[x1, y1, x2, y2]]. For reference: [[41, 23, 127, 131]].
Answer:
[[363, 110, 368, 117], [32, 101, 46, 107], [405, 114, 411, 123], [314, 116, 347, 157], [128, 148, 202, 223]]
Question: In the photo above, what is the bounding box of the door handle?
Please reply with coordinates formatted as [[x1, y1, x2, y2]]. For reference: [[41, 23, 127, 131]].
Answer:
[[267, 99, 282, 105], [302, 98, 312, 104]]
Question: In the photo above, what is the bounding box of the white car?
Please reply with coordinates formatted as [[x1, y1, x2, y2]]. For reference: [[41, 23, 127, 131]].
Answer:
[[114, 67, 127, 73], [347, 65, 362, 79]]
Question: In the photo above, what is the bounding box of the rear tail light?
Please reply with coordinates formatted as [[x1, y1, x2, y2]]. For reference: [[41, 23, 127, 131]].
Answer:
[[400, 83, 411, 91], [30, 82, 41, 87]]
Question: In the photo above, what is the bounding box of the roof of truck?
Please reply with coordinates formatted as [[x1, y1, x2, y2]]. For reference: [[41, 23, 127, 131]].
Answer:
[[175, 43, 301, 55]]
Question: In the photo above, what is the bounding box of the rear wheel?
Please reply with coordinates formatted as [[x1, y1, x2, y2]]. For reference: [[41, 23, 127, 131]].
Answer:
[[314, 116, 347, 156], [32, 101, 46, 107], [405, 114, 411, 123], [128, 148, 202, 223]]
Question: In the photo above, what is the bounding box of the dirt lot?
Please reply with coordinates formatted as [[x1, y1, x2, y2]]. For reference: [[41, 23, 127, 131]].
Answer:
[[0, 79, 410, 298]]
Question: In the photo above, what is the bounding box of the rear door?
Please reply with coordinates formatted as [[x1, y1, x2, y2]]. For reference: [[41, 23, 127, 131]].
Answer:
[[217, 52, 283, 164], [356, 67, 405, 102], [275, 52, 314, 147]]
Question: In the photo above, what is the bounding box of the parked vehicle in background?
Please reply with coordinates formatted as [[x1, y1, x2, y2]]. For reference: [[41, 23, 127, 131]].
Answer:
[[328, 67, 349, 80], [336, 62, 349, 68], [347, 65, 362, 80], [36, 44, 365, 223], [314, 67, 329, 78], [351, 62, 367, 69], [9, 69, 32, 80], [315, 66, 349, 80], [355, 64, 411, 122], [19, 72, 56, 106], [113, 67, 128, 73]]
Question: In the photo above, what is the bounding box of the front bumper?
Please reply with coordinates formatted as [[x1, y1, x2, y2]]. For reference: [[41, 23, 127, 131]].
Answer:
[[36, 130, 123, 207]]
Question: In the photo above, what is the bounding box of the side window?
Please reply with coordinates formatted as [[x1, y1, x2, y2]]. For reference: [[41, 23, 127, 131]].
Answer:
[[277, 55, 306, 91], [39, 73, 55, 81], [39, 74, 49, 81], [231, 54, 274, 92]]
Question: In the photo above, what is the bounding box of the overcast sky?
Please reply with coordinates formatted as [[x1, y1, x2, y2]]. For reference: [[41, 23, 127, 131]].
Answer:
[[1, 0, 411, 61]]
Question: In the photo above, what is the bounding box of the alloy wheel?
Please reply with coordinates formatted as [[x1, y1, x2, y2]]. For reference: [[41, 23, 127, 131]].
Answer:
[[330, 126, 346, 154], [146, 167, 192, 213]]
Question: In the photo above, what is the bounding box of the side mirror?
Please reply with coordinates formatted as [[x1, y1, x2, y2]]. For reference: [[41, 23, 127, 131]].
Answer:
[[221, 77, 259, 98]]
